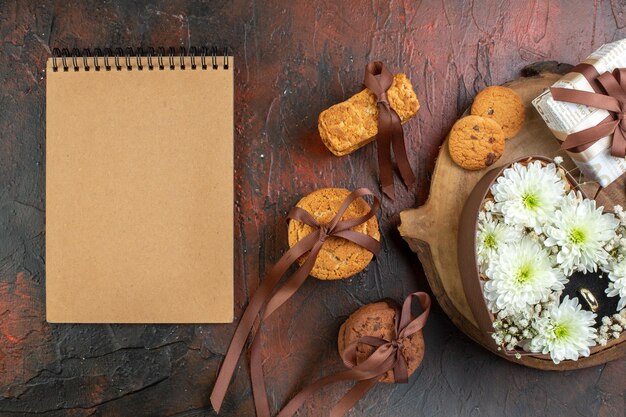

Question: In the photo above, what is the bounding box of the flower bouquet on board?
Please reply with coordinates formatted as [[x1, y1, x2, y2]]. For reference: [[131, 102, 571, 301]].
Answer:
[[459, 156, 626, 364]]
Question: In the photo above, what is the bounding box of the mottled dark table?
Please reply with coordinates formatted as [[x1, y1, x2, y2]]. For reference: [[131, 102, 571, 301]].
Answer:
[[1, 1, 626, 416]]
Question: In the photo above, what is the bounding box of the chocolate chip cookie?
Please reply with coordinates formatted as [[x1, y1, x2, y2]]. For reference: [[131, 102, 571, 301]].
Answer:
[[337, 300, 425, 383], [448, 115, 505, 170], [471, 86, 525, 139]]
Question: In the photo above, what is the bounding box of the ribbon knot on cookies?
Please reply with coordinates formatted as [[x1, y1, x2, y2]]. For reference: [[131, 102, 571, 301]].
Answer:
[[317, 224, 330, 241], [375, 90, 390, 108], [390, 339, 403, 348]]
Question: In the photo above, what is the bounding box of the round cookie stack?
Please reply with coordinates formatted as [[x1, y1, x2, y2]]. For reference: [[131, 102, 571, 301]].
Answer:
[[337, 300, 425, 383], [449, 86, 525, 170], [287, 188, 380, 280]]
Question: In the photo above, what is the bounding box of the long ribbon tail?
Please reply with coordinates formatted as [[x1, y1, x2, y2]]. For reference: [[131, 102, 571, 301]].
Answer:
[[262, 242, 325, 319], [276, 351, 397, 417], [329, 379, 378, 417], [364, 61, 417, 199], [276, 369, 364, 417], [612, 127, 626, 157], [250, 243, 324, 417], [250, 321, 270, 417], [377, 106, 395, 199], [331, 230, 381, 255], [209, 230, 322, 413], [389, 109, 416, 190]]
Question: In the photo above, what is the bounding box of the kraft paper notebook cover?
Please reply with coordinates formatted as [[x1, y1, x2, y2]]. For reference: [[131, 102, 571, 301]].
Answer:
[[45, 47, 233, 323]]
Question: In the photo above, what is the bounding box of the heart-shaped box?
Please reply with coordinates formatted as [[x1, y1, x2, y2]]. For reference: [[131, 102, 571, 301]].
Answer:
[[458, 155, 626, 364]]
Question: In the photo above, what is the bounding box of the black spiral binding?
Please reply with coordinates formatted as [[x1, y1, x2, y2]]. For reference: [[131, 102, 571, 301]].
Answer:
[[51, 46, 229, 72]]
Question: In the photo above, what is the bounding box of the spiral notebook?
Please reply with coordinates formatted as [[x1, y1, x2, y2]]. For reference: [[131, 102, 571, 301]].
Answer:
[[46, 47, 233, 323]]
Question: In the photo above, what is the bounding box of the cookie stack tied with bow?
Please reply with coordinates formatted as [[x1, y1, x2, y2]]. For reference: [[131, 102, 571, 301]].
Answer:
[[533, 39, 626, 203], [318, 62, 420, 200], [275, 292, 430, 417]]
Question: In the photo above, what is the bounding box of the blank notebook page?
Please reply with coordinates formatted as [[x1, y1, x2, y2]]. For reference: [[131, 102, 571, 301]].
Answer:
[[46, 55, 233, 323]]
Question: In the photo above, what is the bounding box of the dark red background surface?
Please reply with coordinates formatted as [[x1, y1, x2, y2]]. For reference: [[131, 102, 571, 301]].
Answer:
[[1, 1, 626, 416]]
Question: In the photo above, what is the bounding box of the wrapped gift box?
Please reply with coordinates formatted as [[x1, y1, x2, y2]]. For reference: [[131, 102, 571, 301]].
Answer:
[[533, 39, 626, 187]]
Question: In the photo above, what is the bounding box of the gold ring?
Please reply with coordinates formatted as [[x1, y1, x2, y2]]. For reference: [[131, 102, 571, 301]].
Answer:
[[578, 288, 599, 312]]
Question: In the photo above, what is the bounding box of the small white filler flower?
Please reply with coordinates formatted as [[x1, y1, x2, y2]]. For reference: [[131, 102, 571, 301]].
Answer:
[[607, 260, 626, 311], [491, 161, 565, 232], [476, 214, 522, 268], [529, 296, 597, 364], [544, 191, 620, 275], [484, 237, 566, 314]]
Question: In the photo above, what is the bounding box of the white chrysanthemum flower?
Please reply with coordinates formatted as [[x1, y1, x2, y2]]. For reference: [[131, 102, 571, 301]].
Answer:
[[491, 161, 566, 231], [476, 214, 522, 268], [529, 296, 597, 364], [607, 260, 626, 310], [544, 191, 619, 275], [484, 237, 566, 314]]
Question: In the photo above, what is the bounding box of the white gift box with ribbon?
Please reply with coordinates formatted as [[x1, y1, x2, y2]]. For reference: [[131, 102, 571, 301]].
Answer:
[[533, 39, 626, 187]]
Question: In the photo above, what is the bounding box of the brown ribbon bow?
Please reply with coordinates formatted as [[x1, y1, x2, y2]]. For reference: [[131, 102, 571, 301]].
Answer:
[[210, 188, 381, 416], [275, 292, 431, 417], [551, 66, 626, 157], [364, 61, 417, 200]]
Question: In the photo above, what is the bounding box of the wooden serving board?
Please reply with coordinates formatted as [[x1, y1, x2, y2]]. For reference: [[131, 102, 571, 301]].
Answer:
[[399, 63, 626, 371]]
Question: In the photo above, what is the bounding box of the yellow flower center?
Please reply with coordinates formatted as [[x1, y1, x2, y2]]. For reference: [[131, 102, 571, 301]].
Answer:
[[569, 228, 586, 244], [554, 324, 569, 339], [515, 264, 533, 284], [484, 233, 497, 249], [522, 193, 539, 210]]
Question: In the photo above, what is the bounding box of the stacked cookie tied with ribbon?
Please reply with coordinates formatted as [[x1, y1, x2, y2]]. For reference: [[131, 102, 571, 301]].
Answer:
[[318, 62, 420, 200], [277, 292, 430, 417]]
